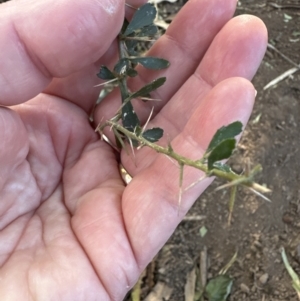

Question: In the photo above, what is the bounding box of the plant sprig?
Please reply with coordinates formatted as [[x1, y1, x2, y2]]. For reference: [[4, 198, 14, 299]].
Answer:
[[95, 3, 271, 210]]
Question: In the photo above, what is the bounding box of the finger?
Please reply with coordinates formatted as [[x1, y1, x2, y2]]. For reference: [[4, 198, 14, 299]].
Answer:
[[65, 140, 141, 300], [0, 106, 35, 229], [0, 0, 124, 106], [95, 0, 238, 124], [123, 77, 256, 266]]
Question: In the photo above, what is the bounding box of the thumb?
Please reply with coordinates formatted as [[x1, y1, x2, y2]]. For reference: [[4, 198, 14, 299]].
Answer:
[[0, 0, 124, 106]]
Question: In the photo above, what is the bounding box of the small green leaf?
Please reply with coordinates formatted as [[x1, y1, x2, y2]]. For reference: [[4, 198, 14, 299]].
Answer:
[[122, 102, 140, 132], [207, 122, 243, 153], [126, 68, 138, 77], [129, 57, 170, 70], [205, 275, 233, 301], [130, 77, 166, 100], [114, 58, 130, 75], [207, 139, 236, 170], [142, 127, 163, 142], [97, 66, 115, 80], [199, 226, 207, 237], [113, 59, 139, 77], [125, 39, 138, 56], [124, 3, 157, 36]]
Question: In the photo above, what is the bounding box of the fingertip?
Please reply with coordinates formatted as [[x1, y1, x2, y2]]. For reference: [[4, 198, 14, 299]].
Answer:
[[234, 14, 268, 53], [198, 14, 268, 85]]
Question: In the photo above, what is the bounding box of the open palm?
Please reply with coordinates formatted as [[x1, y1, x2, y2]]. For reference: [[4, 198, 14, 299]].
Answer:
[[0, 0, 267, 300]]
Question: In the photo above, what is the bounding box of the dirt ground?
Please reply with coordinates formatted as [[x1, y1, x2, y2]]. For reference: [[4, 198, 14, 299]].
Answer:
[[128, 1, 300, 300]]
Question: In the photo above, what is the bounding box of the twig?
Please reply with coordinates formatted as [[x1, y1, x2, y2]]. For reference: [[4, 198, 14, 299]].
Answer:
[[264, 44, 300, 90], [183, 215, 206, 221], [268, 2, 300, 9], [263, 67, 299, 90], [200, 246, 208, 289], [267, 43, 300, 68], [100, 120, 271, 195], [219, 251, 238, 275]]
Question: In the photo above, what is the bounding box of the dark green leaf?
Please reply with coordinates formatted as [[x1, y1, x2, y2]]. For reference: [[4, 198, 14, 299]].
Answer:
[[207, 122, 243, 153], [120, 18, 129, 35], [97, 66, 115, 80], [212, 162, 232, 173], [137, 24, 158, 37], [122, 102, 140, 132], [142, 127, 164, 142], [125, 39, 138, 56], [129, 77, 166, 100], [207, 139, 236, 170], [126, 68, 138, 77], [114, 58, 130, 75], [113, 59, 138, 77], [129, 57, 170, 70], [124, 3, 157, 36], [205, 275, 233, 301]]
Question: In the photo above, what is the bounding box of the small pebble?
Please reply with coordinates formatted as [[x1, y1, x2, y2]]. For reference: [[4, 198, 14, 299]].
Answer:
[[259, 273, 269, 285], [240, 283, 250, 294]]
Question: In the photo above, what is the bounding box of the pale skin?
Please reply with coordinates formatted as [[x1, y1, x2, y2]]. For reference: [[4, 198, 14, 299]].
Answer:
[[0, 0, 267, 300]]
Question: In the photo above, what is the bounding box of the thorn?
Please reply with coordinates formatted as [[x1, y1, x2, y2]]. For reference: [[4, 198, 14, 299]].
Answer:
[[177, 185, 183, 217], [215, 178, 247, 191], [163, 154, 177, 166], [248, 187, 272, 202], [184, 175, 206, 192], [94, 78, 118, 87], [128, 138, 137, 167], [99, 133, 121, 152], [140, 97, 161, 102], [125, 3, 137, 10], [166, 135, 173, 153], [142, 107, 154, 134], [177, 163, 184, 216], [124, 37, 156, 42]]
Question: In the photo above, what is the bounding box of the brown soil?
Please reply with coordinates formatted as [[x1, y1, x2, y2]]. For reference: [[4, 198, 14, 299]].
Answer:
[[128, 1, 300, 300]]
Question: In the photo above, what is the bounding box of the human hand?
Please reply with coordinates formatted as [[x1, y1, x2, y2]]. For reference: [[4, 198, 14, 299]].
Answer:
[[0, 0, 267, 300]]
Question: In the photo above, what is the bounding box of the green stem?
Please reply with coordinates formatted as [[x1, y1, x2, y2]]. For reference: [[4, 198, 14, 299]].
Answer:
[[102, 120, 270, 194]]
